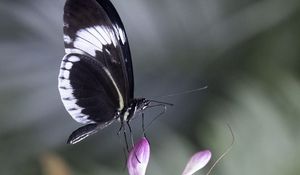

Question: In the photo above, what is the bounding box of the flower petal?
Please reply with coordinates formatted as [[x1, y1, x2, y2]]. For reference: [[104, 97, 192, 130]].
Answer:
[[127, 137, 150, 175], [182, 150, 212, 175]]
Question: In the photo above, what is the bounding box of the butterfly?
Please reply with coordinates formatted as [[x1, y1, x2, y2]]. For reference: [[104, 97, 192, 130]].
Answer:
[[58, 0, 170, 144]]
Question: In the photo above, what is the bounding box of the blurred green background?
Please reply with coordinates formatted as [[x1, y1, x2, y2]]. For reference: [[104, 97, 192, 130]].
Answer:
[[1, 0, 300, 174]]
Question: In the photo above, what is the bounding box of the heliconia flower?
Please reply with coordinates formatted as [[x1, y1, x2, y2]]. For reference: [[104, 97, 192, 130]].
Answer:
[[127, 137, 150, 175], [181, 150, 212, 175]]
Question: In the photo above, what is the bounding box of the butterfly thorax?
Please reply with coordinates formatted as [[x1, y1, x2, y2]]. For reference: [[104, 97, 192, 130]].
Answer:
[[118, 98, 150, 122]]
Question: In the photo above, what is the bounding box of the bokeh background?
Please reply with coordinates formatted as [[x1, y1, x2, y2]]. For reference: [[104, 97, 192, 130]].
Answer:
[[1, 0, 300, 174]]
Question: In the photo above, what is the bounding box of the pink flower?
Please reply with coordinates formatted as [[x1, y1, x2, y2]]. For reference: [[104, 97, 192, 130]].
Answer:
[[182, 150, 212, 175], [127, 137, 150, 175], [127, 137, 211, 175]]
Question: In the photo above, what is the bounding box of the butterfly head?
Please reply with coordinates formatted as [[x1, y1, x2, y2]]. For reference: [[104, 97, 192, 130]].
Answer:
[[120, 98, 149, 122], [134, 98, 151, 111]]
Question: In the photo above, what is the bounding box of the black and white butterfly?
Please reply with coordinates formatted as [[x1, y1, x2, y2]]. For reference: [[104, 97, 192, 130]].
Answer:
[[58, 0, 170, 144]]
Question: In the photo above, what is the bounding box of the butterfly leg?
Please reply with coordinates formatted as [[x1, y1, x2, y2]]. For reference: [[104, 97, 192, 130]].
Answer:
[[117, 121, 129, 166], [127, 120, 142, 163], [117, 122, 124, 136], [122, 121, 130, 152], [126, 120, 134, 148], [144, 104, 168, 132], [142, 112, 147, 138]]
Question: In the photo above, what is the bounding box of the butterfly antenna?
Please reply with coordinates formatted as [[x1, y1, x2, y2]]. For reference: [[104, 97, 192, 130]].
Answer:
[[154, 86, 208, 99], [148, 99, 174, 106], [205, 124, 235, 175]]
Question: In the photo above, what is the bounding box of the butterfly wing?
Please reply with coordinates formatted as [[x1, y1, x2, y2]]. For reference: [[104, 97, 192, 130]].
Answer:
[[67, 120, 114, 144], [59, 0, 133, 142], [96, 0, 134, 98]]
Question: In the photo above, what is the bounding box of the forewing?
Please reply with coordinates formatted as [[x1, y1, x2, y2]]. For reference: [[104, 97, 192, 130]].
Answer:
[[63, 0, 133, 105], [95, 0, 134, 98]]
